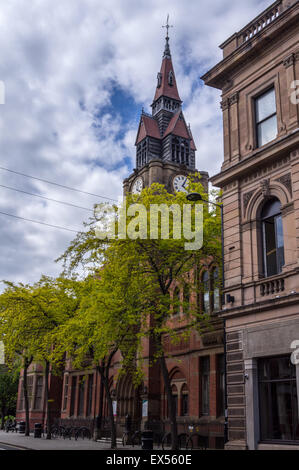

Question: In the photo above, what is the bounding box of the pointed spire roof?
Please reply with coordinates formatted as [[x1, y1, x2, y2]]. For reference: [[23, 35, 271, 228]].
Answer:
[[153, 34, 181, 103]]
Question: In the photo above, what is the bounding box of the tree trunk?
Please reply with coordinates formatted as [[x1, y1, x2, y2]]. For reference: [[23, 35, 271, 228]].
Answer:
[[44, 361, 51, 439], [159, 347, 178, 450], [23, 356, 33, 436], [103, 371, 117, 449], [97, 370, 105, 440], [96, 349, 117, 450], [1, 407, 5, 430]]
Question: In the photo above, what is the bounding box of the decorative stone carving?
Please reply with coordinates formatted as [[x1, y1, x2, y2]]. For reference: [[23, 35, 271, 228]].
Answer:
[[283, 53, 295, 68], [220, 98, 230, 111], [275, 173, 292, 197], [261, 179, 270, 197], [229, 92, 239, 106]]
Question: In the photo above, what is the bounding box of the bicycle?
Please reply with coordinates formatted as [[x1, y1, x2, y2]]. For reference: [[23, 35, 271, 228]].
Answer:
[[186, 433, 208, 450], [122, 429, 142, 447], [75, 426, 91, 441], [161, 432, 189, 450]]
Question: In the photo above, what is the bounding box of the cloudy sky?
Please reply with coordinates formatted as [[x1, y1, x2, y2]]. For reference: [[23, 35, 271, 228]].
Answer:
[[0, 0, 272, 285]]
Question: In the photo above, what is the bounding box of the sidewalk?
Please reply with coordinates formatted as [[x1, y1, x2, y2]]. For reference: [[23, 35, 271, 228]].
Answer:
[[0, 431, 129, 451]]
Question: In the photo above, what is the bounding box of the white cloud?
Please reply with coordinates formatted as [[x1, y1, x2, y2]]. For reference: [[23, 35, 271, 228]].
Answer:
[[0, 0, 273, 285]]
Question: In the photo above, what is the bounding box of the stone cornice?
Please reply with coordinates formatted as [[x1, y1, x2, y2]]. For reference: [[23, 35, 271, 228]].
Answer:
[[201, 2, 299, 89], [210, 127, 299, 188]]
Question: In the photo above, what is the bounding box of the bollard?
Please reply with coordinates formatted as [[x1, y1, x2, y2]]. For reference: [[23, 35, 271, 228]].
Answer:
[[141, 430, 154, 450], [18, 421, 25, 434], [34, 423, 42, 438]]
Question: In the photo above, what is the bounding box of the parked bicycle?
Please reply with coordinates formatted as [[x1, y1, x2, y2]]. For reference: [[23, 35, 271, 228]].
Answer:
[[122, 430, 142, 447], [161, 432, 189, 450]]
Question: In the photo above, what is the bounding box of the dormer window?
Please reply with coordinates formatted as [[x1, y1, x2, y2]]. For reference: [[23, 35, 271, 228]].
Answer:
[[157, 72, 162, 88], [168, 71, 174, 86]]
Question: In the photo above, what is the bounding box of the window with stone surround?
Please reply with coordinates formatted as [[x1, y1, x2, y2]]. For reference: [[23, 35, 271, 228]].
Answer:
[[19, 380, 24, 410], [261, 198, 285, 277], [70, 376, 76, 416], [217, 354, 225, 417], [87, 374, 94, 416], [173, 286, 181, 316], [212, 267, 220, 312], [183, 283, 190, 314], [77, 376, 85, 416], [63, 374, 69, 411], [258, 356, 299, 442], [202, 271, 210, 313], [201, 356, 210, 416], [34, 375, 44, 410], [255, 87, 277, 148], [181, 383, 189, 416]]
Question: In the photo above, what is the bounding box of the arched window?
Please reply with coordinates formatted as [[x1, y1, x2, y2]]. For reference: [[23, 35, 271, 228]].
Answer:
[[212, 268, 220, 312], [168, 71, 174, 86], [171, 384, 178, 416], [261, 198, 285, 277], [202, 271, 210, 313], [173, 287, 181, 316], [157, 72, 162, 88], [183, 284, 190, 314], [181, 384, 189, 416]]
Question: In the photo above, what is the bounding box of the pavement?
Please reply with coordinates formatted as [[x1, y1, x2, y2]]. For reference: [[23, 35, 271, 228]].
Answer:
[[0, 431, 129, 451]]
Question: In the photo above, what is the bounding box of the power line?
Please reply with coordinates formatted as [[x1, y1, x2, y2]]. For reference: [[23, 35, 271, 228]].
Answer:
[[0, 184, 93, 212], [0, 210, 82, 234], [0, 166, 118, 202]]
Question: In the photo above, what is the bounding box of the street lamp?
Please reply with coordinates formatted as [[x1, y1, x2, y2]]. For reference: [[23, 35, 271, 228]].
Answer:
[[186, 192, 228, 445]]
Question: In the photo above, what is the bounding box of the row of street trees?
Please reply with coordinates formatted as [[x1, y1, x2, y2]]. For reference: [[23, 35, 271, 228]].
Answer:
[[0, 180, 221, 449]]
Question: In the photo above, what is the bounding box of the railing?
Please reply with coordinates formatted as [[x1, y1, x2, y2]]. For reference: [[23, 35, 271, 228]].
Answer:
[[141, 109, 153, 119], [259, 276, 285, 297], [238, 1, 281, 44]]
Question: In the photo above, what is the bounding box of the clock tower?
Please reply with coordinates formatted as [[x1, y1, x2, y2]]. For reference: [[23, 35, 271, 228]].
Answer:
[[123, 28, 208, 195]]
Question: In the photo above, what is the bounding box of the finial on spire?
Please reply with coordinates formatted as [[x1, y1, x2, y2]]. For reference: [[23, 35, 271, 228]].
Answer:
[[162, 14, 173, 40], [162, 14, 173, 58]]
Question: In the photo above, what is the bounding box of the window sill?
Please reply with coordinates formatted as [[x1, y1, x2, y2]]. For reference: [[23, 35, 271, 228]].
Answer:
[[258, 441, 299, 450]]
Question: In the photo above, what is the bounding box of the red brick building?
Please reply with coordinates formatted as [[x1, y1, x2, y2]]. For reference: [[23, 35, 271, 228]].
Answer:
[[16, 31, 225, 449]]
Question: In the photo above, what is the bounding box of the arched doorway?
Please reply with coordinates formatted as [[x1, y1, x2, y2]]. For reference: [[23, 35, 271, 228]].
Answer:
[[116, 374, 141, 434]]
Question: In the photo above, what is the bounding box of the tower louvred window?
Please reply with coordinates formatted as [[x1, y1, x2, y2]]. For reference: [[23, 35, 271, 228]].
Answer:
[[168, 71, 174, 86]]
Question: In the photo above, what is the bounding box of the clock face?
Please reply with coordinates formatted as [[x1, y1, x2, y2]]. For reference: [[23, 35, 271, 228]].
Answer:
[[132, 177, 143, 194], [173, 175, 188, 193]]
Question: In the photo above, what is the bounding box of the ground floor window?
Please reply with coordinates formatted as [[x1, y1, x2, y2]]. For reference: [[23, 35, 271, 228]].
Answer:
[[34, 376, 44, 410], [258, 356, 299, 442]]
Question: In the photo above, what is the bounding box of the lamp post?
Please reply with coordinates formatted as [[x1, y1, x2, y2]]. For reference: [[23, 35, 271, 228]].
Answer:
[[186, 192, 228, 445]]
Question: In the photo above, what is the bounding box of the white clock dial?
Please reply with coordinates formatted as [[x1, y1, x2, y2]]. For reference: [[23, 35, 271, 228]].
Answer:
[[173, 175, 188, 193], [132, 177, 143, 194]]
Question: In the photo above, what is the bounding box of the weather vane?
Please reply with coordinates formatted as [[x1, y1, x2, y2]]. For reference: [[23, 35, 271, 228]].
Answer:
[[162, 14, 173, 39]]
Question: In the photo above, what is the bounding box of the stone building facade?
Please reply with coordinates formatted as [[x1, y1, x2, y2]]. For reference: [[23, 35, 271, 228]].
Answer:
[[203, 0, 299, 450]]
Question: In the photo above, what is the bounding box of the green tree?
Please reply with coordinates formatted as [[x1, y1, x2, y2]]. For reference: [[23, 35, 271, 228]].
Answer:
[[0, 370, 18, 429], [0, 276, 81, 437], [53, 263, 144, 449], [58, 179, 221, 449]]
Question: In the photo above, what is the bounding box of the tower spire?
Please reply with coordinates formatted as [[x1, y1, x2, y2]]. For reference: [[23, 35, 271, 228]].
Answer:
[[162, 14, 173, 59]]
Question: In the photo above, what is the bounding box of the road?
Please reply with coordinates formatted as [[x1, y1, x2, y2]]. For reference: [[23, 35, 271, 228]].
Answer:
[[0, 443, 23, 451]]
